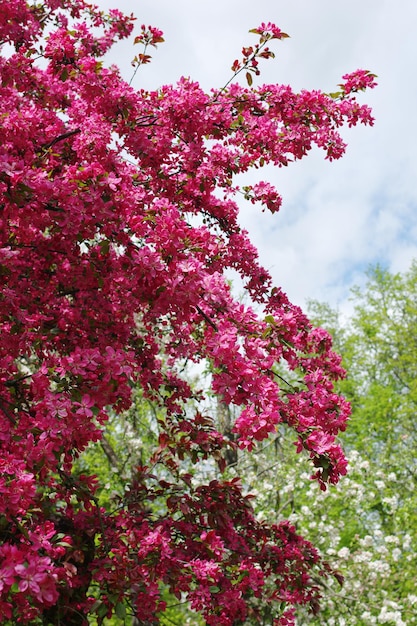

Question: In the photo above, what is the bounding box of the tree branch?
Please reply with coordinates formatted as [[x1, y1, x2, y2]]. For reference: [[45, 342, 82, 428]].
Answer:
[[43, 128, 81, 150]]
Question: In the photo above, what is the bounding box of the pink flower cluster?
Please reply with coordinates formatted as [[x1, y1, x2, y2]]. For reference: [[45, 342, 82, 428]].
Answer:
[[252, 22, 289, 40], [134, 24, 164, 47], [341, 69, 378, 95]]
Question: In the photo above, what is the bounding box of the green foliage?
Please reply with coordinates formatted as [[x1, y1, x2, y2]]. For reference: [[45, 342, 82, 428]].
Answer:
[[300, 263, 417, 623]]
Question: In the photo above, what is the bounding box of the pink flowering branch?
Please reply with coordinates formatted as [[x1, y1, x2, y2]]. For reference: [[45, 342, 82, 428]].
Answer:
[[219, 22, 289, 95], [129, 23, 165, 84]]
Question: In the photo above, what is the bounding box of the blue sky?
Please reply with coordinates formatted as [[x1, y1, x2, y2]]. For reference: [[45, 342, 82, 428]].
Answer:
[[98, 0, 417, 313]]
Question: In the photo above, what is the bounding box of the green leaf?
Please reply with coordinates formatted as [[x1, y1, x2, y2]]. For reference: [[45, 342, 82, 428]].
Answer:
[[96, 602, 108, 619], [99, 239, 110, 255], [115, 602, 126, 619]]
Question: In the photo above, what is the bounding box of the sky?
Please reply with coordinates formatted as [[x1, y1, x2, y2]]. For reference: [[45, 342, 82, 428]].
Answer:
[[98, 0, 417, 314]]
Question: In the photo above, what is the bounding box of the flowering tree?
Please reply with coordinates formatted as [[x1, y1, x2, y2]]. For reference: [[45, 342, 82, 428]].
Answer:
[[0, 1, 376, 624]]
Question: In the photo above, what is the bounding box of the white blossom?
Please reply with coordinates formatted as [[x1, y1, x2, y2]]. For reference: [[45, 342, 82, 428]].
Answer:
[[391, 548, 401, 561], [384, 535, 400, 545], [377, 605, 406, 625], [337, 547, 350, 559]]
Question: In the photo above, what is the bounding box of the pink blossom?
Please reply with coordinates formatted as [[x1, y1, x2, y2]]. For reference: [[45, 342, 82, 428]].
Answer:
[[341, 69, 378, 95], [15, 558, 58, 605], [253, 22, 288, 39], [74, 394, 94, 418]]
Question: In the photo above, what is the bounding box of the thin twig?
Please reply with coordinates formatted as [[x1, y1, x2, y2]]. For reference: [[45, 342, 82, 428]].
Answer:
[[43, 128, 81, 150], [0, 397, 16, 424], [195, 305, 218, 331]]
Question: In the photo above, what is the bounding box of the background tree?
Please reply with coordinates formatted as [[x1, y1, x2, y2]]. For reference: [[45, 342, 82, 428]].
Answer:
[[234, 264, 417, 624], [0, 1, 375, 624]]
